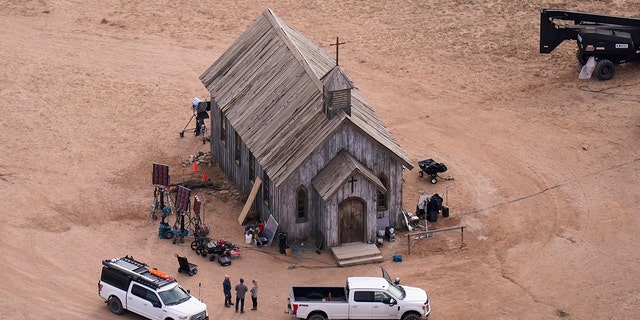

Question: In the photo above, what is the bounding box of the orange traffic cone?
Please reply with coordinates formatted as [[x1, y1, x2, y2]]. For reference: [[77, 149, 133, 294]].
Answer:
[[202, 172, 207, 182], [192, 162, 197, 172]]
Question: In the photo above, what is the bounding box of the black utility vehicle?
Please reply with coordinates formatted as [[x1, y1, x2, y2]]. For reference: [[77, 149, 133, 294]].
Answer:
[[540, 9, 640, 80]]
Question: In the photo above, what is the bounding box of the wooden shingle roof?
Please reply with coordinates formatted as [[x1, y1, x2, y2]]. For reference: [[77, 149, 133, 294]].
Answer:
[[200, 8, 413, 186]]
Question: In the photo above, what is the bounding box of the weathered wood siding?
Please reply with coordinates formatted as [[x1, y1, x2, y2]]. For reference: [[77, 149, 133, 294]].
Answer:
[[200, 9, 413, 189], [209, 101, 273, 220], [326, 180, 378, 247], [274, 123, 404, 245], [211, 103, 404, 249], [202, 9, 410, 248]]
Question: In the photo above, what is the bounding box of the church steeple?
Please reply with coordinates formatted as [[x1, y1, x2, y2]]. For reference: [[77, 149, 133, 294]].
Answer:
[[321, 65, 353, 119], [322, 37, 352, 119]]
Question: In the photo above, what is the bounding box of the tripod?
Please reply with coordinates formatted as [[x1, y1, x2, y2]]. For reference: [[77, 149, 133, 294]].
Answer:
[[179, 98, 209, 144], [150, 185, 172, 222]]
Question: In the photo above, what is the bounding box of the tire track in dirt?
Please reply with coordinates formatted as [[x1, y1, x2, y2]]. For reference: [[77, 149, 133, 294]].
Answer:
[[455, 157, 639, 218]]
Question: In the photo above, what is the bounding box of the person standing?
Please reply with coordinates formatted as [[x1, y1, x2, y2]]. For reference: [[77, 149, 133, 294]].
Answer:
[[250, 279, 258, 311], [235, 278, 248, 313], [223, 275, 233, 307]]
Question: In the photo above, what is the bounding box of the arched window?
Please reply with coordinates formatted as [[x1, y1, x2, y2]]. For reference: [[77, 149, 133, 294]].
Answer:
[[296, 186, 308, 223], [377, 175, 388, 212]]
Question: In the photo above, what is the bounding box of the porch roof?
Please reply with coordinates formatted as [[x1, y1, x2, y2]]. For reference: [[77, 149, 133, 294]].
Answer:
[[312, 149, 386, 201]]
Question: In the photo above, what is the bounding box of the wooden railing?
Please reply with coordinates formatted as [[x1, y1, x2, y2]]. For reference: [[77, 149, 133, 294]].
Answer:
[[406, 226, 465, 254]]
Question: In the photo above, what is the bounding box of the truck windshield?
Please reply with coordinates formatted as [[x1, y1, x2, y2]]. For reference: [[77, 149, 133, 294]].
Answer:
[[158, 284, 192, 306]]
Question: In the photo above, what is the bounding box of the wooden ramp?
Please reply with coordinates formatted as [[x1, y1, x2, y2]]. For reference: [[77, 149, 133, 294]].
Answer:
[[331, 242, 384, 267], [237, 177, 261, 225]]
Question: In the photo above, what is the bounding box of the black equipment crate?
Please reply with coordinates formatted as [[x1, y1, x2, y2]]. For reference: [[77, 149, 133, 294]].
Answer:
[[218, 255, 231, 266]]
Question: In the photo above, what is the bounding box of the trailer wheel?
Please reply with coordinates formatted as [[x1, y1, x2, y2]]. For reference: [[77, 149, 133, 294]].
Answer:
[[164, 230, 173, 239], [107, 296, 124, 315], [419, 171, 424, 177], [576, 49, 589, 65], [430, 176, 438, 184], [401, 312, 421, 320], [595, 59, 615, 80], [307, 312, 327, 320]]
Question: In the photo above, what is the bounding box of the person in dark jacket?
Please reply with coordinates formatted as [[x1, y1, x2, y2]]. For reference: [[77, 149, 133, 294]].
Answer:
[[235, 278, 248, 313], [223, 275, 233, 307]]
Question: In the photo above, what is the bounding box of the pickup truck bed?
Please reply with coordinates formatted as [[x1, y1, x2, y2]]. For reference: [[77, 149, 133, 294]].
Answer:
[[292, 286, 347, 302]]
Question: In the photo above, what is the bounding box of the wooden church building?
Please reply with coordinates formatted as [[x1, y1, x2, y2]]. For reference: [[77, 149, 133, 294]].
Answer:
[[199, 8, 413, 250]]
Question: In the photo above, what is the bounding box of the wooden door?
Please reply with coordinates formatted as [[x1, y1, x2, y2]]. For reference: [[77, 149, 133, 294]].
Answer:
[[339, 198, 365, 244]]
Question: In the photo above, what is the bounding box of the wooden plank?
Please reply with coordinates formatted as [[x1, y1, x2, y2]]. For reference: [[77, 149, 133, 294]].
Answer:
[[238, 177, 262, 224]]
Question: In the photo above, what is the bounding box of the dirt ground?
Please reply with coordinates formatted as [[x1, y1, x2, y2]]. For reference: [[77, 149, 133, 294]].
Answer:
[[1, 1, 639, 319]]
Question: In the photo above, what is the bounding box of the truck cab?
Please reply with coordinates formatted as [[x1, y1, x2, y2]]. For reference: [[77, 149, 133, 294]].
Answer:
[[346, 276, 429, 319]]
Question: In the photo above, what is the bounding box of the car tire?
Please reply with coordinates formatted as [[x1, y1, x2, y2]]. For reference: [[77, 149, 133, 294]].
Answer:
[[401, 312, 421, 320], [108, 297, 124, 315], [307, 313, 327, 320], [595, 59, 615, 80]]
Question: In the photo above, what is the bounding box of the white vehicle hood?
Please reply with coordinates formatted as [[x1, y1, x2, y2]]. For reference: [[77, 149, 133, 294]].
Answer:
[[401, 285, 428, 302], [166, 296, 207, 316]]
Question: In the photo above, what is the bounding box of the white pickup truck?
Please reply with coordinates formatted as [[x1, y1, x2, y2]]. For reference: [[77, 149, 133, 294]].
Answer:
[[98, 256, 208, 320], [287, 267, 430, 320]]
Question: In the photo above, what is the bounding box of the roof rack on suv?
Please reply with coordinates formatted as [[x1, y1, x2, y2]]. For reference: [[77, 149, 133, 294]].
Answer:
[[102, 256, 175, 289]]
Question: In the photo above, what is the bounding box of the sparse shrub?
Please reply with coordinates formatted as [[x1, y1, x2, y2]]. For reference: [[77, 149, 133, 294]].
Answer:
[[210, 180, 223, 189]]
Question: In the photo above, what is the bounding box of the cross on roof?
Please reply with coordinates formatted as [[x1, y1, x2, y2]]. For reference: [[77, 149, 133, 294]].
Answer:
[[330, 37, 346, 66]]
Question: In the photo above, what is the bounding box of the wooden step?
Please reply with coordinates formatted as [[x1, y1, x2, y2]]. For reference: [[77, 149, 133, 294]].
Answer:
[[331, 242, 384, 267], [336, 254, 384, 267]]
